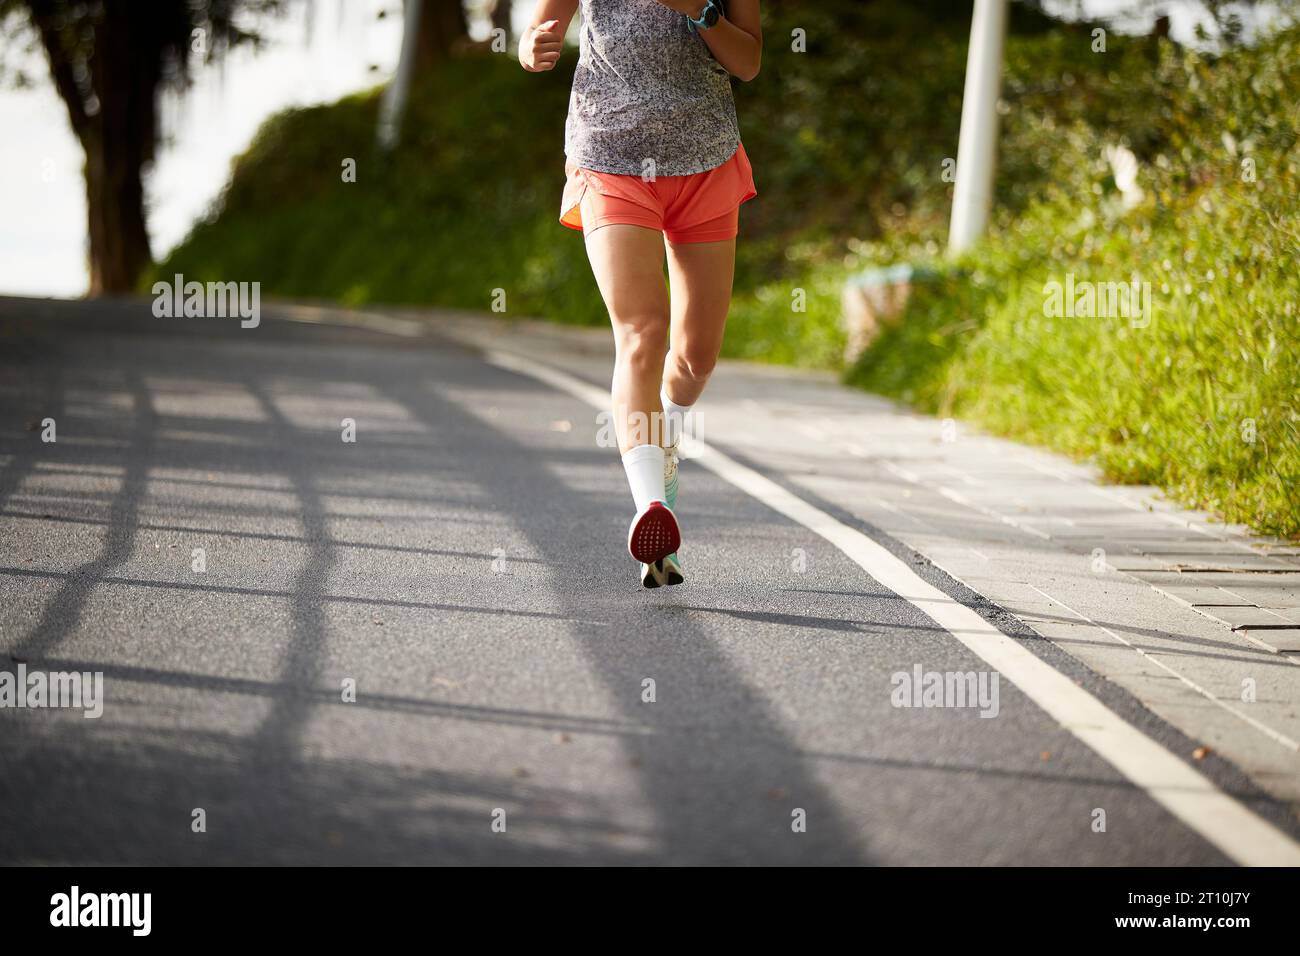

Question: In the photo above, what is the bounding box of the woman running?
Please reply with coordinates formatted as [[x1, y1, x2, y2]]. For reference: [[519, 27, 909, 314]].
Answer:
[[520, 0, 761, 588]]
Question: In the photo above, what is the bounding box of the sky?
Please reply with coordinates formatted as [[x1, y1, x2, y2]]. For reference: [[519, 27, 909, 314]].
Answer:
[[0, 0, 1284, 298]]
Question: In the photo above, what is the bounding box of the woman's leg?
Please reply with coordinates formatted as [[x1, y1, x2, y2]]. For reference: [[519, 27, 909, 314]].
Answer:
[[584, 222, 682, 567], [663, 237, 737, 416], [652, 236, 736, 583], [583, 223, 670, 453]]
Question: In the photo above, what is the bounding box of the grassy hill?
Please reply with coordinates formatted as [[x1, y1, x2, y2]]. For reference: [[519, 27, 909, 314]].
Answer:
[[155, 3, 1300, 536]]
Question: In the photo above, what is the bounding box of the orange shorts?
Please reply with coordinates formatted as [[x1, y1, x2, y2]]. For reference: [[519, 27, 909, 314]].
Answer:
[[560, 143, 757, 244]]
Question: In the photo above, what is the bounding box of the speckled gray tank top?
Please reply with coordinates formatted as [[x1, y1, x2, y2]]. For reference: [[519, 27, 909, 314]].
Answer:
[[564, 0, 740, 177]]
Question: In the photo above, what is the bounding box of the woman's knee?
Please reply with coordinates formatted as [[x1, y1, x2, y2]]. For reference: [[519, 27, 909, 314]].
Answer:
[[614, 318, 669, 371], [669, 345, 717, 384]]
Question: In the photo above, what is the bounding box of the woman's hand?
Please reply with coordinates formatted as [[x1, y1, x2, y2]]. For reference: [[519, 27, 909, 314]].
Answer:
[[653, 0, 709, 16], [519, 18, 564, 72]]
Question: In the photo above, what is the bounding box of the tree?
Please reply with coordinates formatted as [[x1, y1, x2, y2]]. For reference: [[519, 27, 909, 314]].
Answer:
[[0, 0, 286, 294], [378, 0, 469, 150], [413, 0, 468, 73], [490, 0, 512, 38]]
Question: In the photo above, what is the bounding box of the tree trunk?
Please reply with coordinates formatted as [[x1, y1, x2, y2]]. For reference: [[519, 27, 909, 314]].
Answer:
[[86, 2, 159, 294], [413, 0, 468, 74], [491, 0, 513, 37], [83, 131, 152, 296], [378, 0, 424, 150], [26, 0, 160, 294]]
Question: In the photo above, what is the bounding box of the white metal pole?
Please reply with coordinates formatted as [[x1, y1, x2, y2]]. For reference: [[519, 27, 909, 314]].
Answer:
[[948, 0, 1008, 256], [378, 0, 423, 152]]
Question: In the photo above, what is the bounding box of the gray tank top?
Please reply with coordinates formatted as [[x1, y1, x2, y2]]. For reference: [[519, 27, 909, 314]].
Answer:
[[564, 0, 740, 177]]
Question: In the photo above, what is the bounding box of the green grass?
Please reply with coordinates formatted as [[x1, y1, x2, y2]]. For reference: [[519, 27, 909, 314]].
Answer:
[[154, 3, 1300, 535], [847, 27, 1300, 538]]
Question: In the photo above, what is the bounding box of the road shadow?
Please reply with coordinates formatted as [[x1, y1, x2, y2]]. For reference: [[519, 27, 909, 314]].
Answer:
[[0, 323, 870, 863]]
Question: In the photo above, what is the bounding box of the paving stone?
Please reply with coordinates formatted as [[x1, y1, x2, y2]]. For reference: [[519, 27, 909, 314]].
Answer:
[[1190, 604, 1297, 630], [1237, 629, 1300, 654]]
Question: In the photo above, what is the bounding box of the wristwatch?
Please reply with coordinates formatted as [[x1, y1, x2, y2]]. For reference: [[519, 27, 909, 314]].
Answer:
[[688, 0, 723, 31]]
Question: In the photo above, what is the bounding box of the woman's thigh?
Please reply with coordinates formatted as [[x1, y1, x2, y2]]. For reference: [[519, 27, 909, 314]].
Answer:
[[583, 223, 669, 344]]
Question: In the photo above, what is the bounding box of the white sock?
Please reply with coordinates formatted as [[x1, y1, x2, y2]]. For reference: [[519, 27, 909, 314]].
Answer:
[[660, 385, 694, 448], [622, 444, 666, 513]]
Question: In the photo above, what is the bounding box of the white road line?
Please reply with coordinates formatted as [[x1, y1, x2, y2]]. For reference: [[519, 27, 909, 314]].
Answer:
[[486, 348, 1300, 867]]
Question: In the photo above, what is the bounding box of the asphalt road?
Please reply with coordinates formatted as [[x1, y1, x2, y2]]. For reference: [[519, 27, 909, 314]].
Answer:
[[0, 297, 1247, 864]]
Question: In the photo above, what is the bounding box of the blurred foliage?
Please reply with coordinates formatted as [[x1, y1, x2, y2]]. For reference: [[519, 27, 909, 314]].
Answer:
[[156, 0, 1300, 534], [0, 0, 288, 87]]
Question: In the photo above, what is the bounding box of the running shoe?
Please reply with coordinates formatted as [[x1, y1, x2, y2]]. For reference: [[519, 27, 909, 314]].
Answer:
[[641, 554, 685, 589], [627, 500, 680, 565], [641, 444, 685, 587]]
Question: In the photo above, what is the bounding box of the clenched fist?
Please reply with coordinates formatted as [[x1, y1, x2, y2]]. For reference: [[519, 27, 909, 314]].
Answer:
[[520, 18, 564, 72]]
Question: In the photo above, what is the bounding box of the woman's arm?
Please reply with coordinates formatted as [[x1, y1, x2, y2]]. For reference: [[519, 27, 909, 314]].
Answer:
[[519, 0, 580, 72], [656, 0, 762, 81]]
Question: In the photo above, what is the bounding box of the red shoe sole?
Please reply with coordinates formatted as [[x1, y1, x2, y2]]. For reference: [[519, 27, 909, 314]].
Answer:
[[628, 502, 681, 564]]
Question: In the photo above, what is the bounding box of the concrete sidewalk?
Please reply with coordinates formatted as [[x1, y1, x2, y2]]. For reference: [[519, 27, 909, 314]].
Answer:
[[396, 308, 1300, 818]]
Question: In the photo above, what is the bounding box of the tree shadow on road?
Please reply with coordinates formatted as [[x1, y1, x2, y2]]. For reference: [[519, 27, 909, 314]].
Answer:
[[0, 330, 871, 863]]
